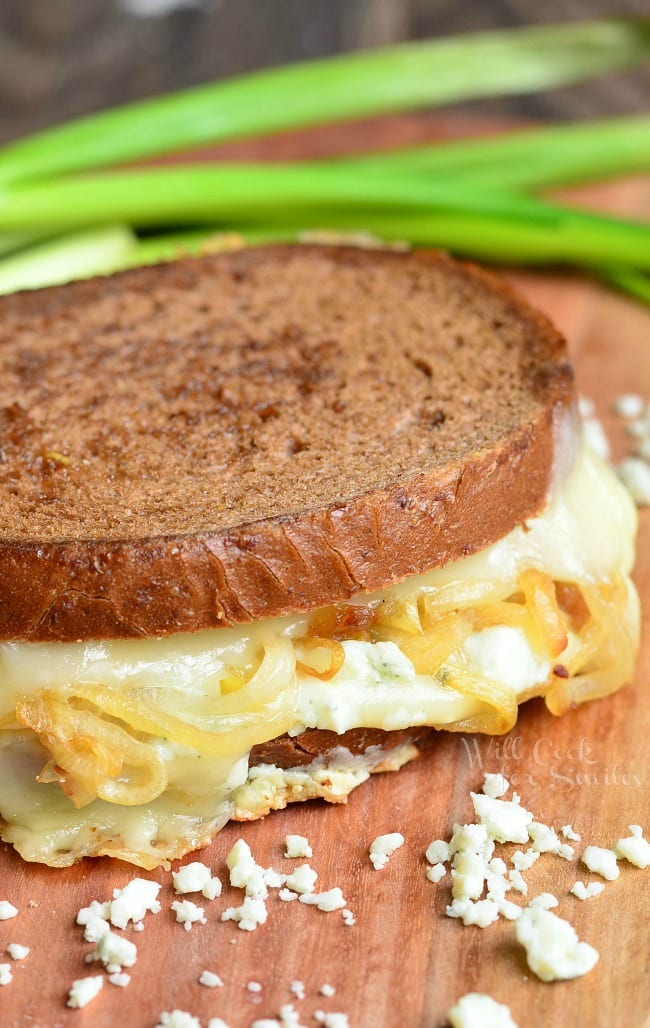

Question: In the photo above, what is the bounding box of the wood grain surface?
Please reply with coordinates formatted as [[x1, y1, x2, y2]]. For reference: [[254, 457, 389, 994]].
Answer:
[[0, 123, 649, 1028]]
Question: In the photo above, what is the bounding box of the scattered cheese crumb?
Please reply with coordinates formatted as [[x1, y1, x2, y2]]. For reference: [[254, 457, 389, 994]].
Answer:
[[247, 980, 263, 993], [425, 839, 450, 865], [426, 863, 446, 884], [207, 1020, 230, 1028], [172, 862, 222, 900], [0, 902, 18, 921], [264, 868, 287, 889], [515, 907, 598, 982], [171, 899, 207, 931], [221, 895, 268, 932], [284, 864, 318, 895], [108, 972, 131, 988], [615, 825, 650, 868], [342, 909, 356, 926], [110, 878, 161, 929], [488, 857, 507, 876], [449, 823, 494, 860], [446, 991, 519, 1028], [614, 394, 644, 419], [617, 457, 650, 506], [451, 850, 486, 901], [278, 1004, 303, 1027], [320, 983, 336, 997], [369, 832, 405, 870], [570, 882, 605, 901], [507, 870, 528, 896], [511, 850, 539, 872], [561, 824, 581, 842], [299, 888, 346, 912], [0, 964, 12, 986], [314, 1012, 349, 1028], [482, 773, 510, 800], [582, 845, 620, 881], [227, 839, 261, 892], [6, 944, 29, 961], [156, 1012, 201, 1028], [471, 794, 533, 844], [583, 415, 611, 461], [67, 975, 104, 1009], [529, 893, 558, 911], [284, 835, 312, 859], [289, 980, 305, 1000], [278, 888, 299, 903], [446, 897, 500, 928], [90, 929, 137, 971], [199, 970, 223, 988]]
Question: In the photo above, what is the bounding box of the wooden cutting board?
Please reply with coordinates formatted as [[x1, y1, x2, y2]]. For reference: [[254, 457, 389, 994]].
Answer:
[[0, 120, 649, 1028]]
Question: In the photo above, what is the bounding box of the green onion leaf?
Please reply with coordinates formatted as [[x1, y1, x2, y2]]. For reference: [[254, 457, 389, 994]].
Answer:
[[332, 115, 650, 191], [1, 164, 649, 270], [1, 19, 649, 185], [0, 225, 136, 294]]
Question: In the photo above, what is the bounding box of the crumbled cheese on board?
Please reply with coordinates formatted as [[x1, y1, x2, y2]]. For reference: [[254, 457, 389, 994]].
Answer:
[[314, 1010, 349, 1027], [581, 846, 620, 881], [89, 929, 137, 970], [561, 825, 581, 842], [426, 863, 446, 884], [369, 832, 405, 870], [299, 888, 346, 912], [171, 899, 206, 931], [67, 975, 104, 1009], [570, 882, 605, 901], [6, 944, 29, 961], [284, 865, 318, 895], [108, 972, 131, 987], [285, 835, 312, 859], [0, 901, 18, 921], [528, 893, 558, 911], [172, 862, 221, 900], [446, 991, 519, 1028], [515, 907, 598, 982], [199, 970, 223, 988], [471, 794, 533, 844], [156, 1012, 201, 1028], [615, 826, 650, 868], [481, 773, 510, 800]]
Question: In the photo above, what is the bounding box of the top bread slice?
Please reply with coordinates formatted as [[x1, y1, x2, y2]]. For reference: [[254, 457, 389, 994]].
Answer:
[[0, 244, 574, 642]]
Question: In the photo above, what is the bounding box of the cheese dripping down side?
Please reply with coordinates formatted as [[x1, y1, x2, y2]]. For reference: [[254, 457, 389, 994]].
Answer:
[[0, 443, 639, 867]]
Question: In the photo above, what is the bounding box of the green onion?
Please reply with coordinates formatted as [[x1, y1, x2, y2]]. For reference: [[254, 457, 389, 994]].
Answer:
[[0, 226, 136, 294], [1, 165, 649, 269], [0, 19, 649, 186], [0, 231, 54, 259], [598, 266, 650, 303], [333, 115, 650, 191]]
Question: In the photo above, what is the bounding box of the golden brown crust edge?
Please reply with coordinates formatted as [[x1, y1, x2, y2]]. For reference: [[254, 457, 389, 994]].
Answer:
[[0, 247, 575, 642]]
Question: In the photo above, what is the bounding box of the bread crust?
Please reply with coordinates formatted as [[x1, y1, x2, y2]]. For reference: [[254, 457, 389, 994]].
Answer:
[[0, 245, 574, 641]]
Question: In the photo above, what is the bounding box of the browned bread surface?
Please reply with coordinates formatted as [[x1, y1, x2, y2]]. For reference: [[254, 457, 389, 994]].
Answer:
[[249, 727, 432, 769], [0, 245, 574, 641]]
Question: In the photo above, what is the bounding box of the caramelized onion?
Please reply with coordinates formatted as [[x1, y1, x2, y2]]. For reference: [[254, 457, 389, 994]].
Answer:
[[295, 637, 345, 681], [519, 569, 568, 658], [16, 692, 168, 807]]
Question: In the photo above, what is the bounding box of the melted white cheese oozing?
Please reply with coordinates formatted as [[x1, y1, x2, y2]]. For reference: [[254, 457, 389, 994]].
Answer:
[[0, 444, 639, 865]]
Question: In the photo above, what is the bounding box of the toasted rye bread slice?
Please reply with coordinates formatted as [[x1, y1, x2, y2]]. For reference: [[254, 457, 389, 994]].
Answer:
[[0, 244, 574, 642]]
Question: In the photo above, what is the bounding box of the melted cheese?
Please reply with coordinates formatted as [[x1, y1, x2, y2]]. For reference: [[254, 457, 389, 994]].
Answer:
[[0, 444, 639, 867]]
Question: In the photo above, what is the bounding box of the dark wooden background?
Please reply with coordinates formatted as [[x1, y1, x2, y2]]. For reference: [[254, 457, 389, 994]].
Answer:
[[1, 0, 649, 147]]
